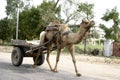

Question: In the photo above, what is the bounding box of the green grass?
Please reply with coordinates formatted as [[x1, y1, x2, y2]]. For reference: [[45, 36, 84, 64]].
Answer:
[[75, 44, 103, 54], [76, 44, 103, 50], [61, 44, 104, 55]]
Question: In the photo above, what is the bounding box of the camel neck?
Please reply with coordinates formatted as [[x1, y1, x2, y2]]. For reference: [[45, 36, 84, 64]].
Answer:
[[75, 28, 88, 44]]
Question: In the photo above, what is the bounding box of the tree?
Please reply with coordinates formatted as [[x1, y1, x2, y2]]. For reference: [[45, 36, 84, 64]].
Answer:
[[6, 0, 30, 18], [77, 2, 94, 19], [0, 18, 11, 44], [18, 0, 61, 40], [19, 7, 40, 39], [99, 24, 113, 39], [38, 0, 61, 25], [101, 7, 120, 41], [6, 0, 31, 39], [61, 0, 81, 23]]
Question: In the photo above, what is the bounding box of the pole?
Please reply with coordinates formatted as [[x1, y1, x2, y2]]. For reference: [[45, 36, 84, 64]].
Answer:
[[16, 4, 19, 40]]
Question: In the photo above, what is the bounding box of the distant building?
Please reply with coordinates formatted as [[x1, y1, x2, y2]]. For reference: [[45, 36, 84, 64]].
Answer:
[[87, 27, 105, 45]]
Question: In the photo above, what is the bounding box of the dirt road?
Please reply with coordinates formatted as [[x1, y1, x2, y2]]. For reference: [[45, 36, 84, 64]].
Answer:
[[0, 52, 120, 80]]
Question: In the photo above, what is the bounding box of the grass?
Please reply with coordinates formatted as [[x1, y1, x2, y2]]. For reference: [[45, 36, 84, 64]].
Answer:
[[70, 44, 104, 54], [76, 44, 103, 51]]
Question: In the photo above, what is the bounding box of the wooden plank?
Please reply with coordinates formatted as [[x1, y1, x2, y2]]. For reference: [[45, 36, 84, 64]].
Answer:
[[11, 40, 27, 46]]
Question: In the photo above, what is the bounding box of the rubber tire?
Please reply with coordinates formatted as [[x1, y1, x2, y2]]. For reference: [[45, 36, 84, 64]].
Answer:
[[11, 47, 23, 66], [33, 54, 45, 66]]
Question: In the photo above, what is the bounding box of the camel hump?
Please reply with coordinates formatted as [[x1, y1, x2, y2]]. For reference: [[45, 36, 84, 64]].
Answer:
[[45, 20, 60, 31], [48, 20, 60, 26]]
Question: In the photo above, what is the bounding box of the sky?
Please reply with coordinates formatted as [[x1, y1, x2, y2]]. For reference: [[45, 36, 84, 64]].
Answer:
[[0, 0, 7, 19], [0, 0, 120, 27]]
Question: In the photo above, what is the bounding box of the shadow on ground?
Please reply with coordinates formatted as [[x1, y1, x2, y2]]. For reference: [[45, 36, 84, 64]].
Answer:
[[0, 60, 103, 80]]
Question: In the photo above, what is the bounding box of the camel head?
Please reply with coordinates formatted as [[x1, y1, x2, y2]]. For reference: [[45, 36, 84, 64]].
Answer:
[[80, 19, 95, 30]]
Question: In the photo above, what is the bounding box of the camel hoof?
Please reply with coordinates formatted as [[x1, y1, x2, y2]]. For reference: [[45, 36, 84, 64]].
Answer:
[[52, 69, 58, 73], [32, 65, 36, 68], [76, 73, 82, 77]]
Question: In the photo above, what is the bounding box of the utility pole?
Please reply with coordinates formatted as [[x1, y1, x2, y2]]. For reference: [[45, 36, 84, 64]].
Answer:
[[16, 4, 19, 40]]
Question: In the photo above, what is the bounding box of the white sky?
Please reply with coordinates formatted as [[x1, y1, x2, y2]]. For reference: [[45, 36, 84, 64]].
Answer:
[[0, 0, 120, 27], [0, 0, 7, 19]]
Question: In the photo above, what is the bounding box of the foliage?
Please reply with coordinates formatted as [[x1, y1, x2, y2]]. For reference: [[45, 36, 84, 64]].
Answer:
[[18, 0, 61, 40], [99, 24, 113, 39], [62, 43, 103, 54], [75, 44, 103, 54], [101, 8, 119, 21], [77, 2, 94, 19], [5, 0, 31, 39], [6, 0, 30, 17], [0, 18, 11, 44], [101, 7, 120, 41], [61, 1, 94, 23], [19, 7, 40, 39], [38, 0, 61, 25]]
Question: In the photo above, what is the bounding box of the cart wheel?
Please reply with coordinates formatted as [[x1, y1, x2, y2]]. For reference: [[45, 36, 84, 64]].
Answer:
[[33, 54, 45, 66], [11, 47, 23, 66]]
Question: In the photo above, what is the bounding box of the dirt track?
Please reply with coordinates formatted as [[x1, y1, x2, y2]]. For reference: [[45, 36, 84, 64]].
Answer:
[[0, 52, 120, 80]]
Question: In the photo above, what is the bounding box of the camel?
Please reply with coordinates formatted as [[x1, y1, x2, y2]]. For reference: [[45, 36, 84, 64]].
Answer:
[[39, 19, 95, 76]]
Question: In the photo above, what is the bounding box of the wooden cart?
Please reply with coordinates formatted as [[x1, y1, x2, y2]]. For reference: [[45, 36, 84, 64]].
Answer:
[[11, 32, 59, 67], [11, 40, 47, 66]]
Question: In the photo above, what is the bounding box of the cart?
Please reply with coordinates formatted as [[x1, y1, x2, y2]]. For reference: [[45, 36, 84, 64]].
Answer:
[[11, 40, 45, 67], [11, 32, 59, 67]]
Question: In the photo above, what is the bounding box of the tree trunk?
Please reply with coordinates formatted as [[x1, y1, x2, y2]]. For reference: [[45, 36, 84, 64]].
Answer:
[[2, 40, 5, 45]]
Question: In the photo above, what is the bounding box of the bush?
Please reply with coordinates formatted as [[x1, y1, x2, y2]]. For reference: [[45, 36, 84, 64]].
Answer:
[[75, 44, 103, 54]]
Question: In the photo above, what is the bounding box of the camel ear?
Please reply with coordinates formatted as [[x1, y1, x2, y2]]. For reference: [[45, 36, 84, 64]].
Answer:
[[82, 19, 89, 24], [91, 21, 95, 25]]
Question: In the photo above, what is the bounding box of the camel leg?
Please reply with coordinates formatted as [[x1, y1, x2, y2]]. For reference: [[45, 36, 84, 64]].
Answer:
[[46, 46, 53, 71], [52, 47, 61, 72], [32, 49, 41, 68], [68, 45, 81, 77]]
